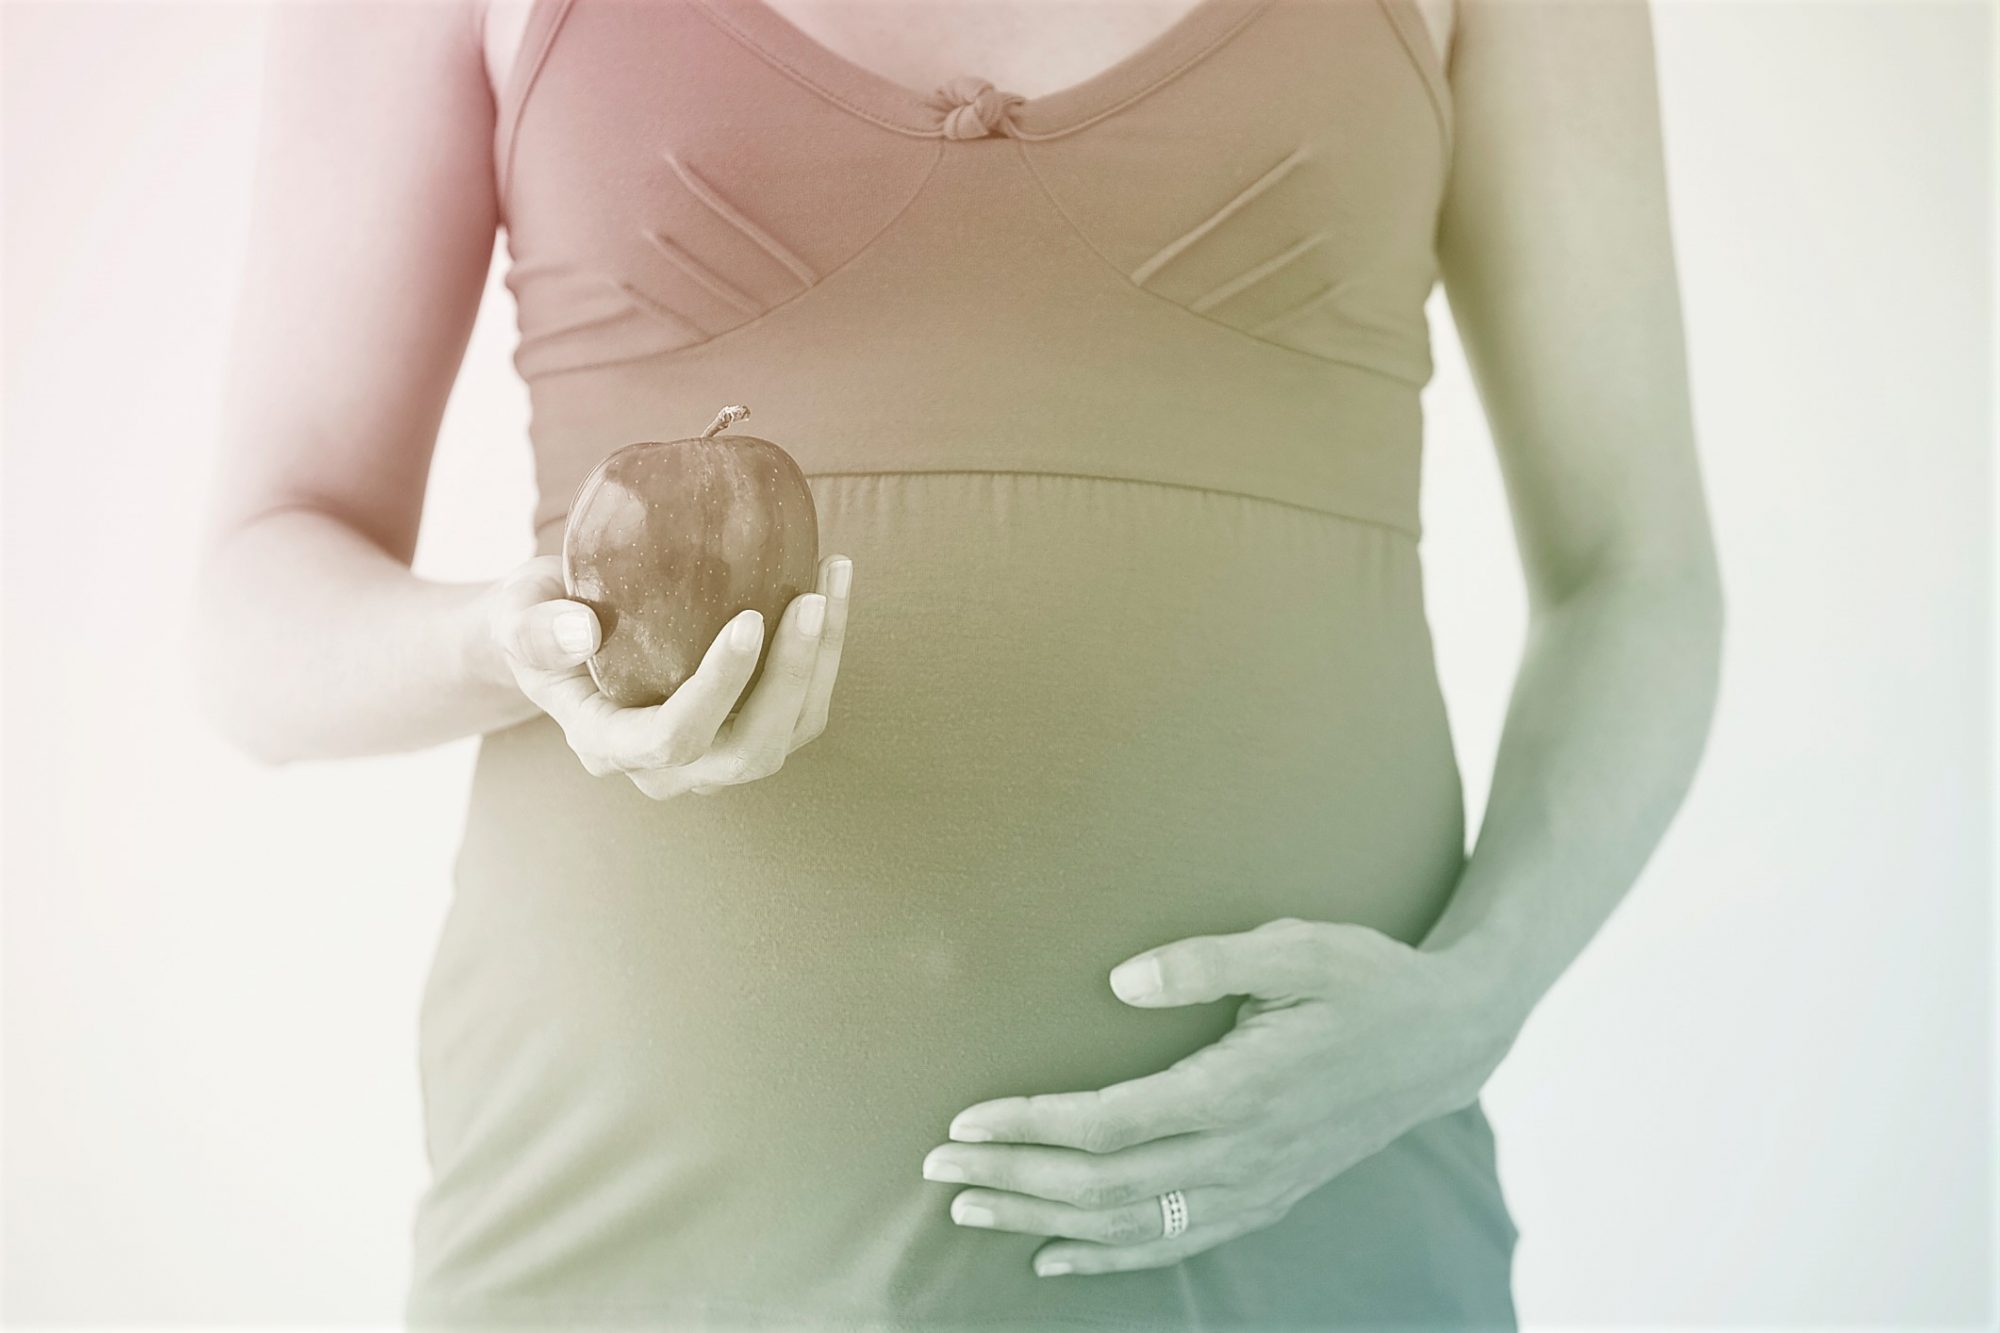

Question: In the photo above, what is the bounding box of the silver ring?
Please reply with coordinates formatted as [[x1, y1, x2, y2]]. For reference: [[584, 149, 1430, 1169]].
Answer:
[[1159, 1188, 1189, 1239]]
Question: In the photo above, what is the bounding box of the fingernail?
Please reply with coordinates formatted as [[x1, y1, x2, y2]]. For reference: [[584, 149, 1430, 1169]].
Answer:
[[952, 1201, 995, 1228], [554, 609, 594, 655], [948, 1122, 994, 1143], [922, 1154, 968, 1183], [1109, 957, 1163, 1003], [829, 559, 852, 599], [1038, 1261, 1072, 1277], [731, 611, 762, 650], [798, 594, 826, 637]]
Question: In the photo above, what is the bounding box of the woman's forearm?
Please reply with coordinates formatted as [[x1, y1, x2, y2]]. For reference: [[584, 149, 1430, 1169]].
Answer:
[[1420, 563, 1726, 1039], [190, 505, 536, 764]]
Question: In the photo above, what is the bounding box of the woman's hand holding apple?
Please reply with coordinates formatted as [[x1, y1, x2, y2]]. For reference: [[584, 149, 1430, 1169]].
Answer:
[[480, 551, 853, 799]]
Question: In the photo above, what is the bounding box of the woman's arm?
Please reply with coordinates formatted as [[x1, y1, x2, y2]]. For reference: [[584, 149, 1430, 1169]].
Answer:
[[191, 0, 536, 763], [897, 1, 1722, 1272], [1420, 0, 1726, 1028]]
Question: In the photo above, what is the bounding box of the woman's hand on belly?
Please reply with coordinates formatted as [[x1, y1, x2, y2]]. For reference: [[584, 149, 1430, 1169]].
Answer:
[[484, 553, 853, 799], [917, 917, 1515, 1277]]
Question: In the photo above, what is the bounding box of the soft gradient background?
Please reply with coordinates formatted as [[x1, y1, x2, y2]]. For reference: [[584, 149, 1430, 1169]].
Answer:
[[3, 0, 1991, 1327]]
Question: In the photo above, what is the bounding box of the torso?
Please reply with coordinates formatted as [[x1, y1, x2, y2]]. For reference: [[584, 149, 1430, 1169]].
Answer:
[[418, 0, 1509, 1322], [481, 0, 1455, 108]]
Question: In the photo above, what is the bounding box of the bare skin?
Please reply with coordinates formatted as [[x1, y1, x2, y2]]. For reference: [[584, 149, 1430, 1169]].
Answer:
[[194, 0, 1722, 1279], [478, 0, 1457, 103], [192, 0, 853, 796]]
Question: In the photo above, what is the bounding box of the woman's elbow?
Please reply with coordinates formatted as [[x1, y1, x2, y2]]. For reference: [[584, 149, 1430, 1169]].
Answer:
[[196, 689, 301, 769], [185, 573, 299, 769], [1541, 544, 1726, 693], [1647, 552, 1726, 728]]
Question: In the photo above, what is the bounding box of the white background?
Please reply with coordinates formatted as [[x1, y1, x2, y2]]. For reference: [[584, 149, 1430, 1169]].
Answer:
[[3, 0, 1991, 1326]]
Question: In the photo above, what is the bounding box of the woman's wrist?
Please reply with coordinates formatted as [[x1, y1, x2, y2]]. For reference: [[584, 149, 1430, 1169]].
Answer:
[[445, 576, 544, 725], [453, 577, 511, 691], [1421, 912, 1541, 1050]]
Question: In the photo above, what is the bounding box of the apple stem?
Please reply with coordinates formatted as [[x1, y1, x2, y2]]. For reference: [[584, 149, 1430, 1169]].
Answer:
[[701, 405, 751, 438]]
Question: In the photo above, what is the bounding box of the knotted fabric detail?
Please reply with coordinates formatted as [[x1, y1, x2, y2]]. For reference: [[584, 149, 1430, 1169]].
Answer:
[[928, 74, 1027, 139]]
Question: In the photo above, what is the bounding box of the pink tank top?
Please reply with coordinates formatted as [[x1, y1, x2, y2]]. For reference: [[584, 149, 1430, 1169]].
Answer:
[[491, 0, 1450, 553]]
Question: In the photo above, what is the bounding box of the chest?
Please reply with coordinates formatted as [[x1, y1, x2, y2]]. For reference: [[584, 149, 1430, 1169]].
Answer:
[[483, 0, 1454, 106]]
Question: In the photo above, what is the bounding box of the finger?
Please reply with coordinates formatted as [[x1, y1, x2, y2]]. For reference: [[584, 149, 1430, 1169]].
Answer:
[[501, 598, 601, 672], [790, 556, 852, 746], [627, 763, 700, 802], [946, 1182, 1244, 1248], [497, 554, 566, 609], [920, 1134, 1226, 1213], [694, 591, 825, 784], [588, 608, 766, 771], [510, 657, 609, 738], [1108, 918, 1334, 1008], [491, 554, 594, 673], [510, 663, 625, 777], [1031, 1204, 1278, 1277], [492, 556, 600, 720], [947, 1062, 1228, 1153]]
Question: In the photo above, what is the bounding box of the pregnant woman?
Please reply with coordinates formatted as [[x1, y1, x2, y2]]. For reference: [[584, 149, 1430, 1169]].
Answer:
[[194, 0, 1723, 1326]]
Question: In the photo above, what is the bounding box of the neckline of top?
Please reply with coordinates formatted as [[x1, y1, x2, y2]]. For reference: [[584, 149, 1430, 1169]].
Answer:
[[684, 0, 1281, 140]]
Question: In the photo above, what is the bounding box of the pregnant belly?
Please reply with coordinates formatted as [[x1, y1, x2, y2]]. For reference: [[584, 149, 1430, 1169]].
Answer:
[[411, 472, 1469, 1324]]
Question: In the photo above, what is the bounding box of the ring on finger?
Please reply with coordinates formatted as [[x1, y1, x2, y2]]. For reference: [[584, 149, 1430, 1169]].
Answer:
[[950, 1184, 1220, 1246]]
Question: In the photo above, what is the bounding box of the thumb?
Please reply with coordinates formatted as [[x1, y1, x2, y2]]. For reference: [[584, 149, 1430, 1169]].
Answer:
[[502, 597, 601, 672], [1109, 918, 1332, 1007]]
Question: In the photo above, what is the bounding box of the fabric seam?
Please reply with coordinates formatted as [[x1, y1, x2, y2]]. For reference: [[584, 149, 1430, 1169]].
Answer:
[[681, 0, 1279, 143], [493, 0, 580, 222], [1374, 0, 1455, 166], [511, 142, 946, 379], [1011, 0, 1281, 142], [684, 0, 944, 138], [1010, 139, 1433, 390], [532, 469, 1422, 544]]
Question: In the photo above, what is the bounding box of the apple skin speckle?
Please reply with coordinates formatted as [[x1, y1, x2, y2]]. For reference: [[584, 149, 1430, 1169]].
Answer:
[[561, 426, 820, 708]]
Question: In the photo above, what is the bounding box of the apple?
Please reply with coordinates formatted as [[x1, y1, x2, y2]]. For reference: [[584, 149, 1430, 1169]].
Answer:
[[561, 404, 820, 710]]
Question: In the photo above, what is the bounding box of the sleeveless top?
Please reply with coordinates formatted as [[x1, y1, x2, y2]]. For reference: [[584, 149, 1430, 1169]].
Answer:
[[409, 0, 1520, 1327]]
